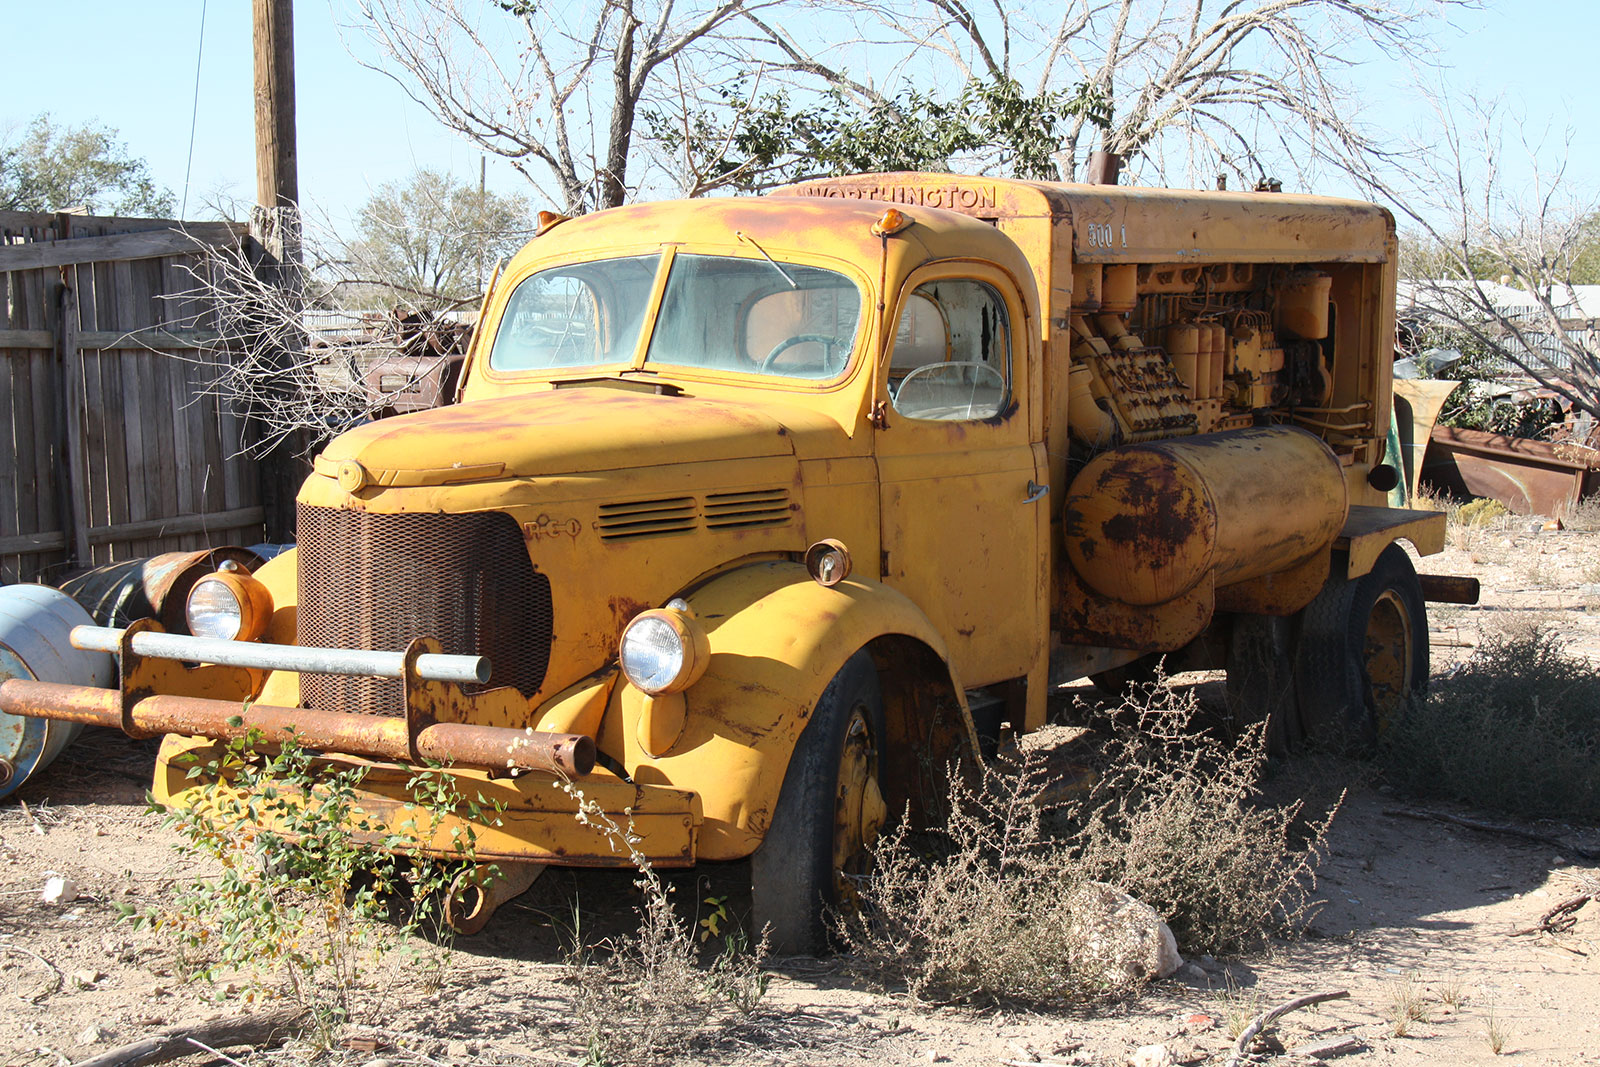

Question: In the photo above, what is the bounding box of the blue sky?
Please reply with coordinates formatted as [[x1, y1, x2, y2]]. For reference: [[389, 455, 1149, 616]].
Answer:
[[0, 1, 1592, 228]]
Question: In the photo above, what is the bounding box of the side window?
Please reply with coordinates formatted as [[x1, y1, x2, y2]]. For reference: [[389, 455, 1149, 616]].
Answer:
[[888, 279, 1010, 421]]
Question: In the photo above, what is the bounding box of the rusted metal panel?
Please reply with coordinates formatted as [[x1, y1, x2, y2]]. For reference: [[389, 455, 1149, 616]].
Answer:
[[1334, 505, 1446, 580], [1062, 427, 1346, 607], [778, 173, 1395, 264], [1422, 425, 1600, 518], [155, 735, 699, 866]]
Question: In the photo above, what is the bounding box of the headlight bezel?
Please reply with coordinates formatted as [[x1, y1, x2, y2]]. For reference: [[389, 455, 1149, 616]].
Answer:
[[185, 568, 273, 642], [618, 606, 710, 695]]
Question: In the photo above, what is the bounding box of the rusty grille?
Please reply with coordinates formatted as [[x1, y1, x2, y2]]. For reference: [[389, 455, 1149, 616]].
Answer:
[[296, 505, 552, 716]]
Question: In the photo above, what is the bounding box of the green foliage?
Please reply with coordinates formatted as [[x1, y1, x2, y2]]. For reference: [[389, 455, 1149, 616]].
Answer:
[[1427, 333, 1565, 439], [1380, 624, 1600, 822], [1570, 211, 1600, 285], [652, 76, 1110, 192], [140, 732, 500, 1045], [344, 168, 533, 310], [0, 113, 173, 216]]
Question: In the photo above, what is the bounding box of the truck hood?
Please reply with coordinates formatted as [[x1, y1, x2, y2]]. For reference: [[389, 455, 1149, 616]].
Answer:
[[319, 387, 795, 479]]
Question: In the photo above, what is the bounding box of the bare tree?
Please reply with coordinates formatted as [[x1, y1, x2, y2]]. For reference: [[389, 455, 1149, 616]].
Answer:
[[354, 0, 791, 213], [1358, 95, 1600, 421], [797, 0, 1465, 186], [158, 209, 493, 457]]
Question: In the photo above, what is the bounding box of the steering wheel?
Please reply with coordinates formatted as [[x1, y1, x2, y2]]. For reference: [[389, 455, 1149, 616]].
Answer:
[[759, 333, 839, 374]]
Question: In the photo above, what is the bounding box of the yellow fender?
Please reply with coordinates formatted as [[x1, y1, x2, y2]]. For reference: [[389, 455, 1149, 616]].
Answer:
[[597, 560, 973, 860]]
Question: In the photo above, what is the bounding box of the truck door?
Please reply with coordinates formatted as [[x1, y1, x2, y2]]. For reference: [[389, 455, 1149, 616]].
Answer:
[[875, 266, 1045, 689]]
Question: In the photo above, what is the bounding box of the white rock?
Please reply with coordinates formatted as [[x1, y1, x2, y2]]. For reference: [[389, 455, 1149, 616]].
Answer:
[[1068, 882, 1184, 986], [1129, 1044, 1175, 1067], [40, 875, 78, 904]]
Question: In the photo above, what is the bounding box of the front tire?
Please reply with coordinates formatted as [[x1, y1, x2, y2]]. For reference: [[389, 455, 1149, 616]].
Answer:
[[1295, 544, 1429, 750], [751, 651, 887, 955]]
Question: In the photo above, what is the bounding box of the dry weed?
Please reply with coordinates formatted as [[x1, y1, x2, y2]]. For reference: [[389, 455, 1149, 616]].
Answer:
[[1484, 1002, 1510, 1054], [1067, 685, 1340, 956], [1388, 972, 1429, 1035], [834, 747, 1109, 1003], [837, 682, 1338, 1004], [558, 784, 768, 1066], [1219, 976, 1261, 1038], [1437, 975, 1467, 1009], [1565, 494, 1600, 532]]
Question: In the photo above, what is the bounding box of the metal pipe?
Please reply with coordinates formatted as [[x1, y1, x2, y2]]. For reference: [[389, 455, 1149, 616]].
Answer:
[[70, 625, 489, 685], [0, 679, 594, 777], [1418, 574, 1481, 605]]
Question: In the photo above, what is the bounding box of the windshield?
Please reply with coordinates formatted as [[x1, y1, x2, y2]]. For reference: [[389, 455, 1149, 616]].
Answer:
[[487, 252, 864, 381], [487, 255, 656, 372]]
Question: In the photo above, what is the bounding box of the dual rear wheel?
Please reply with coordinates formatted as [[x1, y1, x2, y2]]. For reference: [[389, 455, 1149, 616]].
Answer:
[[1293, 543, 1429, 750], [1096, 544, 1430, 755]]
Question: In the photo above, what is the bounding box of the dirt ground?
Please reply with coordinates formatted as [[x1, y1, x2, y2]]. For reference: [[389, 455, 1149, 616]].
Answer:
[[3, 514, 1599, 1067]]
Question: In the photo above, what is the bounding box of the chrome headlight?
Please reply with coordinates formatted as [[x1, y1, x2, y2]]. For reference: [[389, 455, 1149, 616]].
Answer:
[[619, 605, 709, 695], [186, 565, 272, 642]]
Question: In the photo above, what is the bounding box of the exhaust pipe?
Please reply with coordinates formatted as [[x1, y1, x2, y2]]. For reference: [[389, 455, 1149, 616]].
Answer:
[[1086, 151, 1122, 185]]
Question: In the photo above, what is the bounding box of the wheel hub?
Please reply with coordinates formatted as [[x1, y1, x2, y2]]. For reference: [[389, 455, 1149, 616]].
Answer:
[[832, 706, 883, 903], [1363, 588, 1414, 732]]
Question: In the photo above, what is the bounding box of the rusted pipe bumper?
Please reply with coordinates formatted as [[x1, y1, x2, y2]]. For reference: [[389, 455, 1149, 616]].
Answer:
[[0, 679, 594, 777]]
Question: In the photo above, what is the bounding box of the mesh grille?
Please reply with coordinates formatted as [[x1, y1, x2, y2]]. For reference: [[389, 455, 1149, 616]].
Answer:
[[297, 505, 552, 716]]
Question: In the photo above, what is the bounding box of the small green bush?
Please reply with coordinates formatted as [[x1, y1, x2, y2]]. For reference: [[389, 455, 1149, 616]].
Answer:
[[137, 732, 497, 1045], [1457, 497, 1509, 527], [1380, 625, 1600, 821]]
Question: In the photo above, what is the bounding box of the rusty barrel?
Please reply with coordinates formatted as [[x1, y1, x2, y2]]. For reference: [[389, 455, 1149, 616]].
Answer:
[[0, 585, 115, 798], [1062, 426, 1348, 606]]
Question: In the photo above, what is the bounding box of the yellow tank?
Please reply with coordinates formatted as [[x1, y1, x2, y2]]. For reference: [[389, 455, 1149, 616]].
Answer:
[[1062, 426, 1347, 606]]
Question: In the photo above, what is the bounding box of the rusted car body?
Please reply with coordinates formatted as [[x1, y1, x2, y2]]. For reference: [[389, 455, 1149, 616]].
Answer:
[[0, 174, 1450, 949]]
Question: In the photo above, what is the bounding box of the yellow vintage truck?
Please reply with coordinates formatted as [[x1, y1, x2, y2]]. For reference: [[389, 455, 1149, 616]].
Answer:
[[0, 172, 1458, 952]]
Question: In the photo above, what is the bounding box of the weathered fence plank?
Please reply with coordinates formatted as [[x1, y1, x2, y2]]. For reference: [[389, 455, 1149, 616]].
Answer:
[[3, 215, 265, 581]]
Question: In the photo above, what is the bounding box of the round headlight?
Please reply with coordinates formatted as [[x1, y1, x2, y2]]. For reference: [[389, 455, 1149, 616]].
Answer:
[[186, 568, 272, 642], [618, 608, 709, 695]]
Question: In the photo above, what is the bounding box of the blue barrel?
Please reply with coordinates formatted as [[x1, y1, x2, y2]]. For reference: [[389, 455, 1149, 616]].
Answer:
[[0, 585, 116, 799]]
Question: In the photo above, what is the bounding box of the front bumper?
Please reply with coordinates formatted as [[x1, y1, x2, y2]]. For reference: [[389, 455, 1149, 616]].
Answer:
[[0, 620, 702, 866]]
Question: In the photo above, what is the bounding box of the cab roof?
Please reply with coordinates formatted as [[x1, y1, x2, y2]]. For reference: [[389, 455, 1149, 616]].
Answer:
[[505, 195, 1035, 279]]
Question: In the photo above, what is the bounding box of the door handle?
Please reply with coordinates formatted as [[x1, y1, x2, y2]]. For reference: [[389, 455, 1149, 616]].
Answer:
[[1024, 480, 1049, 504]]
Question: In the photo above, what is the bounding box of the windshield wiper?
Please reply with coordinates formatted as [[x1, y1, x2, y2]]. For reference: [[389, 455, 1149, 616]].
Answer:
[[735, 231, 798, 289]]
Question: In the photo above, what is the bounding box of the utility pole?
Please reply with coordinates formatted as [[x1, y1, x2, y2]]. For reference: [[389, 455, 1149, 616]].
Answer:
[[252, 0, 304, 542], [253, 0, 300, 265]]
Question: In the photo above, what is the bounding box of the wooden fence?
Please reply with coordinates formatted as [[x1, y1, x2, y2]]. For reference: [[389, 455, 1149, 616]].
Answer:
[[0, 210, 266, 585]]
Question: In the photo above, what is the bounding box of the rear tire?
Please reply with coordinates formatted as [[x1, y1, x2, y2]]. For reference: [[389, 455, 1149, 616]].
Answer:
[[751, 651, 886, 955], [1226, 614, 1301, 757], [1089, 653, 1162, 698], [1295, 544, 1428, 750]]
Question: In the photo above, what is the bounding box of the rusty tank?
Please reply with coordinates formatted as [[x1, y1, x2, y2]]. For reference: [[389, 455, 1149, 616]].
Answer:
[[1062, 426, 1348, 606]]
